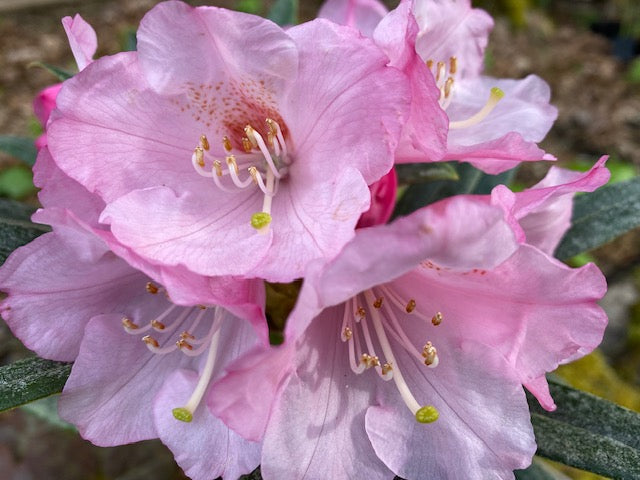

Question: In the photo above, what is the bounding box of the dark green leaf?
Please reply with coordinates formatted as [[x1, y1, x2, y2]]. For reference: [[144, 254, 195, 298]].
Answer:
[[395, 163, 459, 184], [528, 379, 640, 479], [268, 0, 298, 26], [0, 199, 49, 265], [29, 61, 74, 81], [0, 166, 36, 199], [0, 135, 37, 166], [235, 0, 263, 14], [393, 163, 517, 218], [0, 357, 72, 412], [554, 176, 640, 259]]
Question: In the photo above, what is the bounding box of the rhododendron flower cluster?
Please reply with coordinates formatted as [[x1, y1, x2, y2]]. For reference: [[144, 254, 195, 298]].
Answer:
[[0, 1, 611, 479]]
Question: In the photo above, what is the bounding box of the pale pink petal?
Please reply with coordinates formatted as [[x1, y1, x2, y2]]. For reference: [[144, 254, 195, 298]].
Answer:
[[357, 167, 397, 228], [492, 156, 610, 254], [59, 312, 194, 445], [414, 0, 494, 79], [366, 340, 535, 478], [285, 19, 409, 184], [261, 308, 392, 480], [47, 52, 202, 204], [61, 14, 97, 71], [393, 244, 607, 389], [0, 233, 141, 361], [207, 344, 295, 442], [154, 370, 261, 480], [136, 1, 298, 95], [318, 0, 388, 37], [373, 1, 448, 163], [525, 375, 556, 411]]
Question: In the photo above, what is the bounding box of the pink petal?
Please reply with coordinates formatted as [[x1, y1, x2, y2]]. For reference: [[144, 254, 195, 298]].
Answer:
[[413, 0, 494, 79], [318, 0, 388, 37], [373, 1, 448, 163], [61, 14, 97, 71], [0, 233, 142, 361], [261, 308, 392, 480], [357, 167, 397, 228], [365, 340, 535, 478], [525, 375, 557, 411], [154, 370, 261, 480], [136, 1, 298, 95], [33, 84, 62, 126]]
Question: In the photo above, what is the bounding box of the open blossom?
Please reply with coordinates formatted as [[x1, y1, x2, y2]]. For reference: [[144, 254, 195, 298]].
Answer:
[[0, 143, 267, 479], [321, 0, 558, 173], [46, 0, 410, 282], [208, 161, 609, 479]]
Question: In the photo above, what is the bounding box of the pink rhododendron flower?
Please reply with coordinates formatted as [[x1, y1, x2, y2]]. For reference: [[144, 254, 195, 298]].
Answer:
[[321, 0, 558, 173], [209, 174, 608, 478], [47, 0, 410, 282], [357, 167, 397, 228], [0, 144, 267, 479]]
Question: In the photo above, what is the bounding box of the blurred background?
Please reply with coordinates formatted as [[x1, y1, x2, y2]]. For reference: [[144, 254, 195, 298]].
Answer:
[[0, 0, 639, 478]]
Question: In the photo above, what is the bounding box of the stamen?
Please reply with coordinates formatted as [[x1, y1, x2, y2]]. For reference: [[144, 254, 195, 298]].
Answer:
[[146, 282, 159, 294], [342, 327, 352, 341], [122, 317, 138, 331], [222, 136, 232, 153], [200, 134, 210, 151], [436, 61, 445, 82], [422, 341, 439, 368], [449, 56, 457, 75], [151, 319, 166, 331], [172, 323, 222, 422], [432, 312, 443, 326], [373, 297, 383, 309], [449, 87, 505, 129], [194, 147, 205, 167], [426, 59, 434, 70], [406, 299, 416, 313], [356, 306, 366, 320], [444, 78, 454, 99], [242, 137, 253, 153], [213, 160, 223, 177], [142, 335, 159, 348]]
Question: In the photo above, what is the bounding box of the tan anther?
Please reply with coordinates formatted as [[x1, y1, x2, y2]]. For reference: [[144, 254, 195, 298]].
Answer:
[[151, 319, 165, 331], [382, 363, 393, 376], [213, 160, 223, 177], [373, 297, 383, 309], [180, 331, 195, 340], [194, 146, 205, 167], [406, 299, 416, 313], [436, 61, 445, 81], [200, 134, 210, 151], [422, 341, 437, 366], [343, 327, 352, 340], [122, 317, 138, 330], [142, 335, 159, 348], [361, 353, 372, 366], [449, 56, 457, 75], [265, 118, 278, 135], [146, 282, 159, 294], [248, 166, 259, 185], [369, 355, 380, 368], [222, 135, 232, 153], [356, 306, 366, 318], [198, 305, 207, 310], [242, 137, 253, 153], [176, 339, 194, 351], [266, 132, 275, 148], [426, 59, 434, 70], [431, 312, 443, 326], [444, 78, 454, 98], [244, 125, 258, 148], [226, 155, 239, 175]]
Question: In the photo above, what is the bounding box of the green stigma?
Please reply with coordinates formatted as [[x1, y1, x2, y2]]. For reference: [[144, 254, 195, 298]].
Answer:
[[251, 212, 272, 230], [172, 407, 193, 423], [490, 87, 505, 100], [415, 405, 439, 424]]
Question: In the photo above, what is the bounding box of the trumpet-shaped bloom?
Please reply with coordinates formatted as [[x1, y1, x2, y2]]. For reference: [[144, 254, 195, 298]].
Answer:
[[0, 147, 265, 479], [321, 0, 558, 172], [209, 184, 607, 478], [47, 1, 410, 282]]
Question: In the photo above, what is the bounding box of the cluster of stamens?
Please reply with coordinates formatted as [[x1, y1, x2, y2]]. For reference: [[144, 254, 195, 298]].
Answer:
[[340, 286, 443, 424], [425, 56, 505, 129], [191, 118, 290, 233], [122, 282, 225, 423]]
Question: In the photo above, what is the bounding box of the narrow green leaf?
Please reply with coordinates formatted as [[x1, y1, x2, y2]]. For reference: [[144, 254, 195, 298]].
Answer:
[[0, 136, 37, 166], [0, 357, 72, 412], [395, 163, 459, 184], [235, 0, 263, 14], [29, 61, 74, 81], [0, 199, 49, 265], [528, 379, 640, 479], [393, 163, 517, 218], [268, 0, 298, 26], [554, 176, 640, 259], [515, 458, 566, 480]]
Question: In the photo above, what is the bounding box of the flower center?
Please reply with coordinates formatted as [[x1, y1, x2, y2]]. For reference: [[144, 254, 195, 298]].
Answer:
[[425, 56, 504, 129], [191, 118, 290, 234], [121, 282, 225, 422], [340, 286, 443, 424]]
